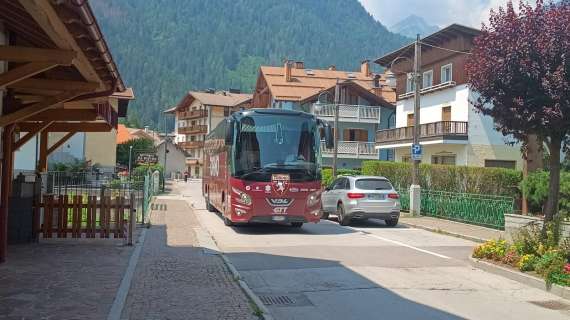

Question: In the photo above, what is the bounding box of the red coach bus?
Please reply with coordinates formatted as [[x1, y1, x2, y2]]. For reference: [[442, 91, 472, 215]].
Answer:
[[203, 108, 333, 228]]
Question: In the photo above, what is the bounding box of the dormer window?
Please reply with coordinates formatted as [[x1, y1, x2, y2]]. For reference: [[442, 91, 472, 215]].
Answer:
[[441, 64, 453, 83]]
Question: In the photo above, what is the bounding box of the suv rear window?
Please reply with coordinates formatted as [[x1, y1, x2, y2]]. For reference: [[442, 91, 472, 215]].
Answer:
[[355, 179, 392, 190]]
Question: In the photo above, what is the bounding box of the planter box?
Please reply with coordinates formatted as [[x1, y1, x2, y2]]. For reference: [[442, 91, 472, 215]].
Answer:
[[505, 213, 570, 238]]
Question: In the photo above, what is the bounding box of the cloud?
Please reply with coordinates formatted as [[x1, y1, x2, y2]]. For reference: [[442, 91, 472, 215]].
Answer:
[[358, 0, 529, 28]]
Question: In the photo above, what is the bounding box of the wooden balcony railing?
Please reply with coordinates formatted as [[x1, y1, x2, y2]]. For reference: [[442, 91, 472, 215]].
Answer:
[[178, 110, 207, 119], [376, 121, 468, 145], [178, 125, 207, 135], [320, 141, 378, 158], [178, 141, 204, 149], [314, 104, 381, 123]]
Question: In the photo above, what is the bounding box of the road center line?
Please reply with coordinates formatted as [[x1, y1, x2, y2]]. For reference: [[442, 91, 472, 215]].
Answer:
[[346, 227, 451, 260]]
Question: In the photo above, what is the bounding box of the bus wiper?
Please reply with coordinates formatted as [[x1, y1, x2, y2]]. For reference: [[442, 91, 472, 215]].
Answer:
[[239, 167, 270, 179]]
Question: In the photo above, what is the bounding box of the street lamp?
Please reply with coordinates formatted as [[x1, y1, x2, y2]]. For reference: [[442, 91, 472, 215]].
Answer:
[[385, 34, 422, 216], [313, 82, 341, 178], [128, 145, 133, 181]]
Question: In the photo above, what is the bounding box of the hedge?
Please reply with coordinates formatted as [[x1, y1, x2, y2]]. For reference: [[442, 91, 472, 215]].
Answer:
[[360, 161, 522, 197], [321, 168, 360, 187], [520, 169, 570, 216]]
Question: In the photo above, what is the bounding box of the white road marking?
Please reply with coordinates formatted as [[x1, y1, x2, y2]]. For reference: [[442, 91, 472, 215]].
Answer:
[[344, 226, 451, 260]]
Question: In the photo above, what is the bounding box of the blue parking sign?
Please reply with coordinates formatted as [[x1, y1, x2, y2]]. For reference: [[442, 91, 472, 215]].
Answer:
[[411, 144, 422, 161]]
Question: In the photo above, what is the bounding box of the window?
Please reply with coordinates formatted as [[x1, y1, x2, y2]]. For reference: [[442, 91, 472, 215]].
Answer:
[[194, 166, 200, 176], [441, 64, 453, 83], [485, 160, 516, 169], [422, 70, 433, 88], [442, 106, 452, 121], [343, 128, 368, 142], [407, 114, 414, 127], [355, 179, 393, 190], [224, 108, 230, 117], [406, 73, 415, 93], [432, 155, 456, 165]]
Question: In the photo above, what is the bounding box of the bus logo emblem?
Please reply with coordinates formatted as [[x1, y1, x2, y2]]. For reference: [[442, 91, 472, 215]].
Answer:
[[271, 174, 290, 195]]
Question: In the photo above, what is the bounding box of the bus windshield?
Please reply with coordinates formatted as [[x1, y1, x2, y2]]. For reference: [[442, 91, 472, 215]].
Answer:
[[233, 114, 321, 182]]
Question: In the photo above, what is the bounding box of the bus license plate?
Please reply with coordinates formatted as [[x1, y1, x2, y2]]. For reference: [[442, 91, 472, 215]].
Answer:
[[272, 216, 286, 221]]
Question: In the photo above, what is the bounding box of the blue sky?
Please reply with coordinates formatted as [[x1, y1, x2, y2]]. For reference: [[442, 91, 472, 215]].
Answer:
[[358, 0, 520, 28]]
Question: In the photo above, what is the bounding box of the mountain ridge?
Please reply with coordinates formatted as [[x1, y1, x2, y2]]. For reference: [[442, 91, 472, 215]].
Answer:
[[92, 0, 409, 129]]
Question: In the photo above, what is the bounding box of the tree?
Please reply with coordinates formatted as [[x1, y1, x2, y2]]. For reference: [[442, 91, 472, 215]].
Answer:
[[466, 0, 570, 222], [116, 138, 156, 169]]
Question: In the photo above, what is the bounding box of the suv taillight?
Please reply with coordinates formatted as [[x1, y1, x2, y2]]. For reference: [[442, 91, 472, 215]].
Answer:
[[388, 193, 399, 199], [347, 192, 365, 199]]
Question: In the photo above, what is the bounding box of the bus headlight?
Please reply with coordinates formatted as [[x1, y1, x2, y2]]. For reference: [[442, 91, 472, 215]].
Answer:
[[232, 187, 252, 206], [306, 190, 321, 207]]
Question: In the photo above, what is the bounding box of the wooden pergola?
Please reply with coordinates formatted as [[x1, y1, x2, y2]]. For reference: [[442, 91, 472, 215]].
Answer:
[[0, 0, 132, 262]]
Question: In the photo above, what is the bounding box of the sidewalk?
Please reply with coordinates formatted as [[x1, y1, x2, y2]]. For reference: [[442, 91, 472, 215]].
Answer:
[[120, 188, 257, 320], [400, 215, 505, 243]]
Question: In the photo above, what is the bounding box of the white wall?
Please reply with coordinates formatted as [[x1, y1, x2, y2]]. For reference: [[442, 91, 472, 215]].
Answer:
[[396, 84, 469, 127]]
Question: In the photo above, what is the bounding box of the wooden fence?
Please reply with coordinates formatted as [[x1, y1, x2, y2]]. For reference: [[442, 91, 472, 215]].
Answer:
[[33, 194, 135, 243]]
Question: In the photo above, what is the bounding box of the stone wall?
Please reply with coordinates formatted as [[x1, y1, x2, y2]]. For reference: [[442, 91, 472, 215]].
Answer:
[[505, 213, 570, 238]]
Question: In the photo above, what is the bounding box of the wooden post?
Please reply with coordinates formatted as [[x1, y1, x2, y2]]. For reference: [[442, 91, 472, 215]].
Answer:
[[0, 124, 15, 262], [38, 130, 48, 172], [128, 194, 134, 246]]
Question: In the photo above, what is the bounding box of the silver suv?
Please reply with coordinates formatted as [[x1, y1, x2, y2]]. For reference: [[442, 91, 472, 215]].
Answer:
[[321, 176, 401, 226]]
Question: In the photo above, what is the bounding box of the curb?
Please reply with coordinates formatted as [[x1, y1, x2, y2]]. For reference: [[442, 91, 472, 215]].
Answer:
[[402, 220, 487, 243], [469, 256, 570, 300], [187, 199, 274, 320]]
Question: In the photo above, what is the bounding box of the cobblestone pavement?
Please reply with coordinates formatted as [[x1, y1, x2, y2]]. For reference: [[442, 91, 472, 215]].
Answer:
[[0, 237, 135, 320], [120, 196, 257, 320]]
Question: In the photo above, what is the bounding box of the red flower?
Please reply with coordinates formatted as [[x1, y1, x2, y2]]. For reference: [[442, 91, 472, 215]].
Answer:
[[564, 263, 570, 274]]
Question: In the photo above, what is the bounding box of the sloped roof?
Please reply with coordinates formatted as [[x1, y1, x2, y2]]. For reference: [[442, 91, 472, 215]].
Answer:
[[259, 66, 395, 104], [174, 91, 252, 111]]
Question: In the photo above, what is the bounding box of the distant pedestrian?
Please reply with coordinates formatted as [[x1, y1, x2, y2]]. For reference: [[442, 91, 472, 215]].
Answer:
[[184, 171, 189, 183]]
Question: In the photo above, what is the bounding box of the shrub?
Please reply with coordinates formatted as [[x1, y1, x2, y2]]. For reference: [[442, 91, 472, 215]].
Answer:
[[321, 168, 361, 187], [512, 223, 542, 256], [472, 239, 509, 260], [502, 247, 521, 267], [535, 250, 567, 286], [520, 169, 570, 217], [518, 254, 539, 271], [361, 161, 521, 196]]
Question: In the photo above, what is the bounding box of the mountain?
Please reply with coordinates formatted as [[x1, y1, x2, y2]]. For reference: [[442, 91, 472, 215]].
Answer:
[[390, 15, 439, 39], [91, 0, 409, 130]]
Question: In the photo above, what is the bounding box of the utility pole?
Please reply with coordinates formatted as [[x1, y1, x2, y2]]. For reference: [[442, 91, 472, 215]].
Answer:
[[332, 79, 340, 178], [410, 34, 422, 216]]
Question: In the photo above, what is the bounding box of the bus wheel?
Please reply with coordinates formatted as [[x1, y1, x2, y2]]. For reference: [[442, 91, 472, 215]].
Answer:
[[291, 222, 303, 228], [223, 216, 234, 226], [206, 194, 216, 212]]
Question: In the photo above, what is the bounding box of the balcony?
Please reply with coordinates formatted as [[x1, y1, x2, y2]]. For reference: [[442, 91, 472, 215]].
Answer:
[[321, 141, 378, 159], [314, 104, 381, 123], [376, 121, 468, 147], [178, 110, 207, 120], [178, 141, 204, 149], [398, 81, 456, 100], [178, 125, 207, 135]]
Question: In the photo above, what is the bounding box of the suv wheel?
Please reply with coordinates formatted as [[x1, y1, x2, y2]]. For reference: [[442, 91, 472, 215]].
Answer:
[[385, 218, 398, 227], [337, 204, 351, 226]]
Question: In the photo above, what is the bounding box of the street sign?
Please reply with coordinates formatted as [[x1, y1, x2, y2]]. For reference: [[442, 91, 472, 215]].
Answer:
[[136, 153, 158, 165], [411, 144, 422, 161]]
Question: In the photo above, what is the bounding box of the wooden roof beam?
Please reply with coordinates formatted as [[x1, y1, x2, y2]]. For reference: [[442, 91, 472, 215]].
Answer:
[[18, 122, 112, 133], [9, 78, 100, 92], [0, 45, 75, 65], [47, 130, 77, 155], [27, 109, 98, 122], [0, 62, 58, 88], [0, 91, 81, 127], [13, 120, 53, 151]]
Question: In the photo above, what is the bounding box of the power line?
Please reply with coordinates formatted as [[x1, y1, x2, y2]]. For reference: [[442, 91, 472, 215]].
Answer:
[[419, 41, 473, 55]]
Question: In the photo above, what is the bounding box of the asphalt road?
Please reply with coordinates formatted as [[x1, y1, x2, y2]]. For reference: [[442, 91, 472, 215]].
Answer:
[[178, 180, 570, 320]]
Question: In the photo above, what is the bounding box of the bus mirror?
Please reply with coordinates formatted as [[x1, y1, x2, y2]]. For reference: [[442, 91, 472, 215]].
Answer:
[[324, 125, 334, 149], [225, 120, 234, 145]]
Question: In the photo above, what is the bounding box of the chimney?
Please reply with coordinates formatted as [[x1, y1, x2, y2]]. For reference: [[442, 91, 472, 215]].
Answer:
[[284, 60, 292, 82], [328, 65, 336, 71], [294, 61, 304, 69], [361, 60, 370, 77]]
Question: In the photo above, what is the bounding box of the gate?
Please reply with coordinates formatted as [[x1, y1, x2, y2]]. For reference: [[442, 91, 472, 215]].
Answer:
[[33, 193, 136, 243]]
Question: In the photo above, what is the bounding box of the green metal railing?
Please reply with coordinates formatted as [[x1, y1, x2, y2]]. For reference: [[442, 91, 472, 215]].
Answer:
[[397, 188, 513, 230]]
